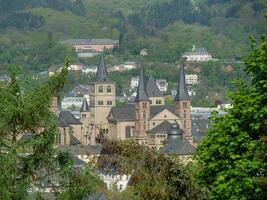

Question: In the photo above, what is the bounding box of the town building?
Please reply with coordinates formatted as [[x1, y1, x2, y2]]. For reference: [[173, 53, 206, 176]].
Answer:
[[130, 76, 139, 89], [182, 45, 212, 62], [130, 76, 168, 92], [185, 74, 198, 85], [60, 39, 119, 53], [155, 79, 168, 92], [71, 85, 90, 97], [68, 63, 85, 71], [61, 97, 85, 110]]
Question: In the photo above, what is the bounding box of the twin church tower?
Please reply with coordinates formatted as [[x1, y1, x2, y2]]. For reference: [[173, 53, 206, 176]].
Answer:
[[54, 51, 192, 149], [86, 52, 192, 147]]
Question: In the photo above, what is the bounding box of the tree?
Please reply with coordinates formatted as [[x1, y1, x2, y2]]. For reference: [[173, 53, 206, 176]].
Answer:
[[98, 139, 208, 200], [0, 65, 99, 199], [196, 37, 267, 199]]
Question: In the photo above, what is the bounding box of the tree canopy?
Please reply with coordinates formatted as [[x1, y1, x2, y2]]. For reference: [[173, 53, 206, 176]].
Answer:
[[196, 37, 267, 199]]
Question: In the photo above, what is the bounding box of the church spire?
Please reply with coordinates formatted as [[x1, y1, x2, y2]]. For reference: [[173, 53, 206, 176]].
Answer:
[[96, 51, 109, 82], [135, 55, 149, 102], [175, 58, 189, 101]]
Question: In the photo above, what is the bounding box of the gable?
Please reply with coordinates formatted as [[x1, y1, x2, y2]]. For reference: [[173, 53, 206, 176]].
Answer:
[[151, 108, 179, 121]]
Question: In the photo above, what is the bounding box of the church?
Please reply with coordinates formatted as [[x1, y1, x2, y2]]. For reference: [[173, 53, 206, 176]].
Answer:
[[55, 52, 195, 151]]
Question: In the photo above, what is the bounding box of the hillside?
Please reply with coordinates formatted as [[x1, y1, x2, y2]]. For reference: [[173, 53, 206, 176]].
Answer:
[[0, 0, 266, 106]]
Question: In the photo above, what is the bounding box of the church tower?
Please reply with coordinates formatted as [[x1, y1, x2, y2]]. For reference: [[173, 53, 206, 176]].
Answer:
[[89, 52, 116, 143], [174, 58, 192, 140], [135, 56, 150, 145], [80, 98, 91, 145]]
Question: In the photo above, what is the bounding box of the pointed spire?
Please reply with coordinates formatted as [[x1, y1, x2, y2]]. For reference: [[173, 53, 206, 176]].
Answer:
[[80, 98, 89, 112], [175, 58, 190, 101], [135, 56, 149, 102], [96, 51, 109, 82]]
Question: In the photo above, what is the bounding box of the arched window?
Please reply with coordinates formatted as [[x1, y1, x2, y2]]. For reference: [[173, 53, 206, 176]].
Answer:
[[99, 85, 103, 93], [107, 85, 112, 93]]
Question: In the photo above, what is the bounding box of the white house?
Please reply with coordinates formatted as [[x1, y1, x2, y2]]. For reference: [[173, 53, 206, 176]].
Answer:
[[131, 76, 168, 92], [185, 74, 198, 85], [82, 67, 97, 74], [156, 79, 168, 92], [99, 172, 131, 192], [68, 63, 85, 71], [130, 76, 139, 89], [183, 45, 212, 62]]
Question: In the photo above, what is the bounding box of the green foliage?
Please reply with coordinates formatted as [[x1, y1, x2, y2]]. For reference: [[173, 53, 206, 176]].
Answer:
[[98, 140, 207, 200], [0, 64, 101, 199], [196, 37, 267, 199], [0, 65, 68, 199], [56, 167, 102, 200]]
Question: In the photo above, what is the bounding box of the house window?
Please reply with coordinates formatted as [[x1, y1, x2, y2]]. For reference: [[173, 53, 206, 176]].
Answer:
[[107, 85, 112, 92], [156, 100, 162, 105], [99, 85, 103, 93], [98, 100, 103, 105], [107, 100, 112, 105]]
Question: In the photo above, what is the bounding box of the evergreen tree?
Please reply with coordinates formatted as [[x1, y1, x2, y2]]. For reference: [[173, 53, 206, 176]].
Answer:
[[0, 65, 99, 199]]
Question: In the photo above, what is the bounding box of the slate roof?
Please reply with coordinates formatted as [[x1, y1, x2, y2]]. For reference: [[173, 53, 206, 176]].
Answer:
[[148, 120, 171, 133], [146, 76, 163, 97], [80, 98, 90, 112], [175, 59, 190, 101], [72, 156, 87, 167], [57, 144, 103, 155], [70, 135, 81, 145], [96, 51, 110, 82], [108, 106, 135, 122], [58, 111, 82, 127], [135, 57, 149, 102], [108, 105, 177, 122], [162, 136, 196, 155]]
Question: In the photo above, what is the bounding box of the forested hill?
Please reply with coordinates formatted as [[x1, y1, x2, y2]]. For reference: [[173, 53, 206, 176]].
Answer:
[[0, 0, 266, 72]]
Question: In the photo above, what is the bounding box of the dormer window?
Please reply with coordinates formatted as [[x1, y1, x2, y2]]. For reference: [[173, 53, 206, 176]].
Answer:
[[99, 85, 103, 93]]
